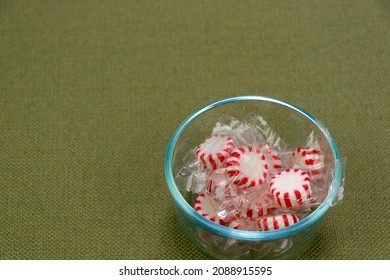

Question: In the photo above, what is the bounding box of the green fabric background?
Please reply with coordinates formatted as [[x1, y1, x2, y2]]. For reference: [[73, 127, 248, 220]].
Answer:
[[0, 0, 389, 259]]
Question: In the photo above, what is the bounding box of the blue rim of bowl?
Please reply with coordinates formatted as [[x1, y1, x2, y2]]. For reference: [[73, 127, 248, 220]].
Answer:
[[164, 96, 342, 241]]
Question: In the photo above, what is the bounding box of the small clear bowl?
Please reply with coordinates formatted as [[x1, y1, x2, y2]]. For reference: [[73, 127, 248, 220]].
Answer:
[[164, 96, 343, 259]]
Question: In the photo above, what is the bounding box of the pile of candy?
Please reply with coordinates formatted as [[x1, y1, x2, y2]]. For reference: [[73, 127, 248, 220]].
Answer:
[[177, 113, 330, 231]]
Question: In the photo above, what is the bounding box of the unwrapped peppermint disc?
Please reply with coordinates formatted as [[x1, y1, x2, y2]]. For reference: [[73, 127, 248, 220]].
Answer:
[[290, 148, 323, 182], [225, 146, 268, 190], [270, 169, 312, 208], [257, 213, 300, 231], [195, 135, 234, 170]]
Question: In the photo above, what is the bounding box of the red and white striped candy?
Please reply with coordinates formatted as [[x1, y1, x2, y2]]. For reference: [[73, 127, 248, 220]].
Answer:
[[270, 169, 312, 208], [195, 135, 234, 170], [228, 217, 244, 230], [259, 144, 282, 175], [225, 146, 268, 190], [206, 171, 236, 199], [290, 148, 323, 182], [240, 193, 275, 219], [228, 217, 253, 230], [257, 213, 299, 231], [194, 193, 227, 226]]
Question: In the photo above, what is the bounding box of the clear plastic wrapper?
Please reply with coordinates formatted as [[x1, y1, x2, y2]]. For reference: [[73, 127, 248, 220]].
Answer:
[[243, 112, 288, 151], [175, 149, 207, 194]]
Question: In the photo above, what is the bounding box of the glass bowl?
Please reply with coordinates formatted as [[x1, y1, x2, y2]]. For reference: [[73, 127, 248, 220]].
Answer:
[[164, 96, 343, 259]]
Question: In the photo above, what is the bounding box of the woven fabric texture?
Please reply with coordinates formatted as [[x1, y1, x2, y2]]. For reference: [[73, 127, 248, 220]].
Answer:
[[0, 0, 389, 259]]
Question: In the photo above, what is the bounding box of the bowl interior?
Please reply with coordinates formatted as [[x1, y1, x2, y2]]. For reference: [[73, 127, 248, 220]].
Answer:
[[165, 96, 341, 241]]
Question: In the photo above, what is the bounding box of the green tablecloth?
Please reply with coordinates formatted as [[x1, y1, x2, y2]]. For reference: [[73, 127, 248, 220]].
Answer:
[[1, 0, 389, 259]]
